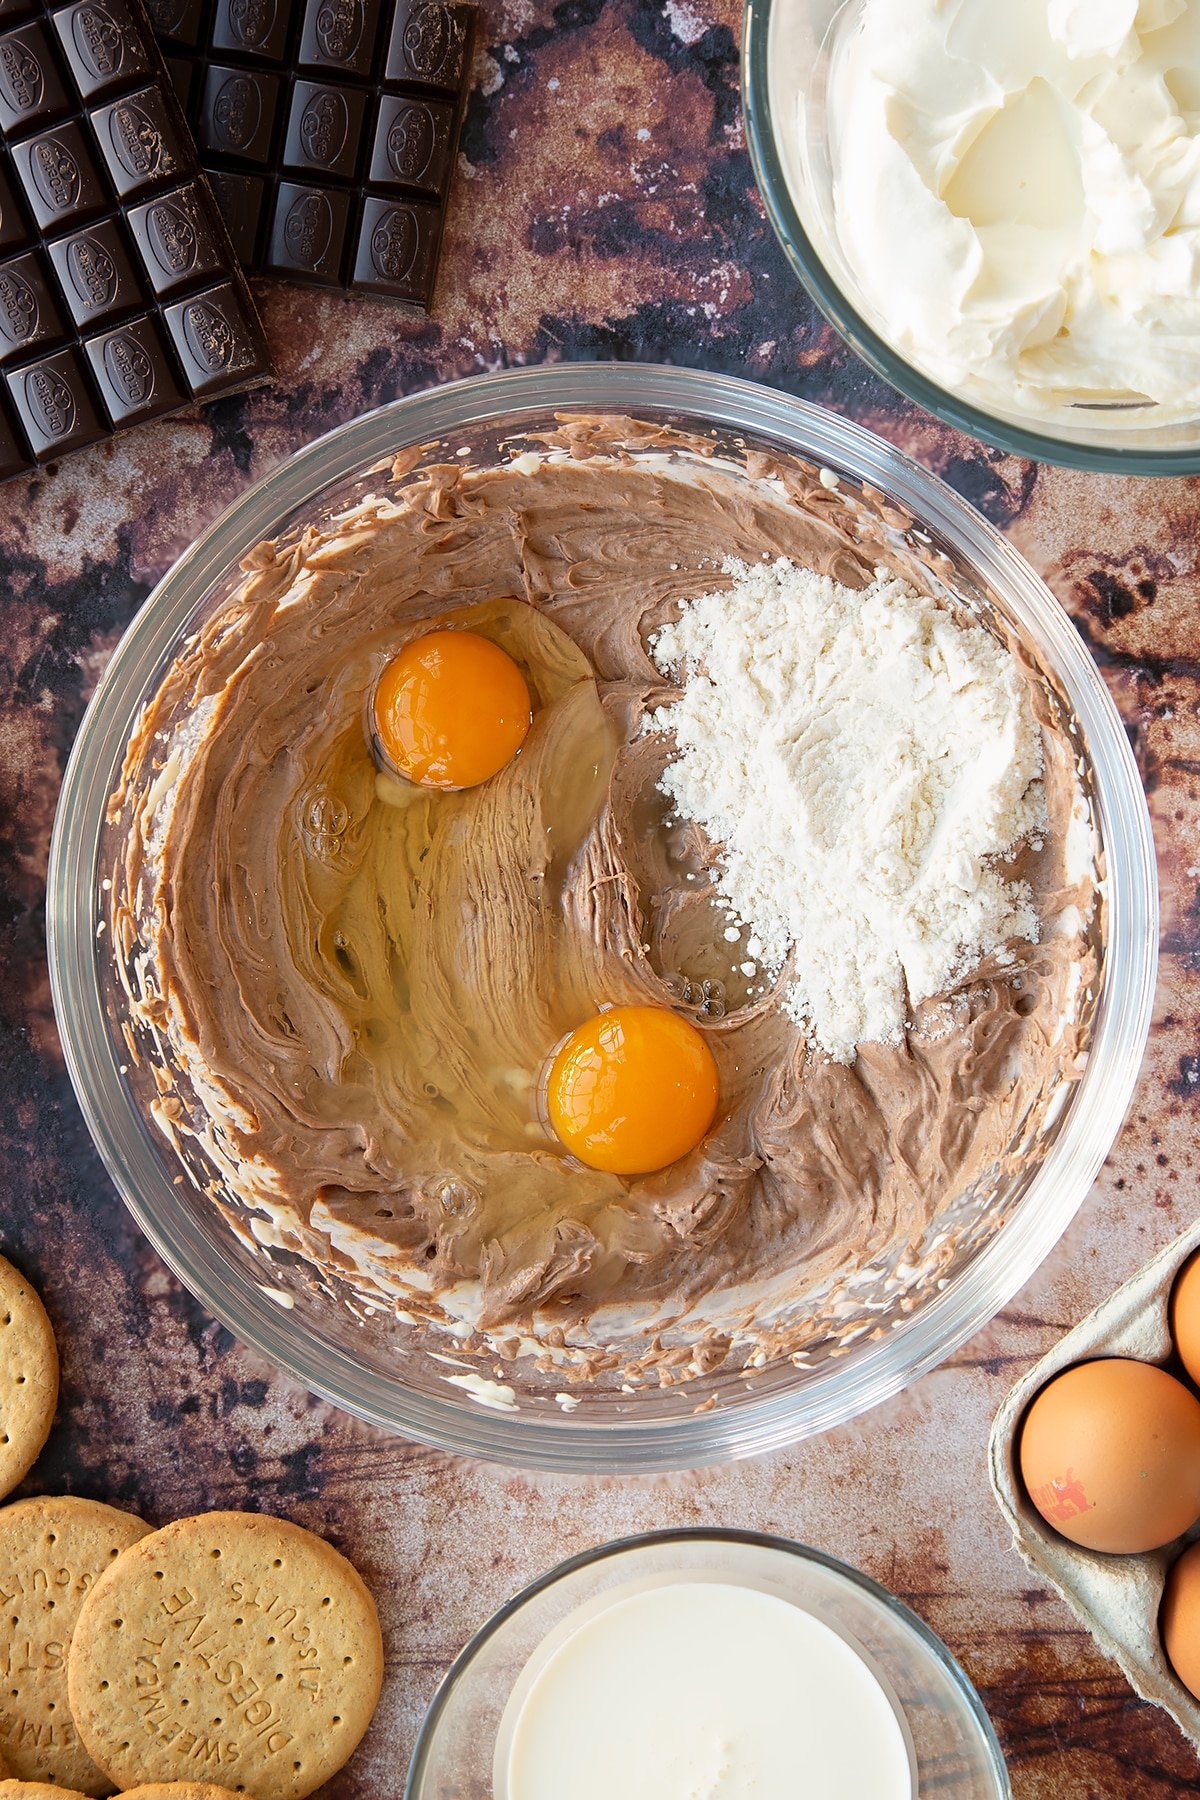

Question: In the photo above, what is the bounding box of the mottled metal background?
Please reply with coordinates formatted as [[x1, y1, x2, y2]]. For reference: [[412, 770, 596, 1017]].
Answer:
[[2, 1, 1199, 1794]]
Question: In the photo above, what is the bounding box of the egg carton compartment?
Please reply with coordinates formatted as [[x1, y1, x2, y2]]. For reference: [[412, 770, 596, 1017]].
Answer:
[[989, 1218, 1200, 1749]]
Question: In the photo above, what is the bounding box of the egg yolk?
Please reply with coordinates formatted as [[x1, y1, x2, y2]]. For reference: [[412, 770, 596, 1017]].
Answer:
[[547, 1006, 720, 1176], [373, 628, 533, 790]]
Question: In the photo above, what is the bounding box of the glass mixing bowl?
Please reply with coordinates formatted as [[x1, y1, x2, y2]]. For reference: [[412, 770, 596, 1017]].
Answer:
[[743, 0, 1200, 474], [47, 363, 1157, 1472], [406, 1530, 1011, 1799]]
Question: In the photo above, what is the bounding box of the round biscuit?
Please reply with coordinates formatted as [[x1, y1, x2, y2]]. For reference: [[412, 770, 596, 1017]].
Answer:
[[0, 1783, 90, 1797], [119, 1789, 248, 1799], [0, 1259, 58, 1501], [67, 1512, 383, 1800], [0, 1496, 151, 1794]]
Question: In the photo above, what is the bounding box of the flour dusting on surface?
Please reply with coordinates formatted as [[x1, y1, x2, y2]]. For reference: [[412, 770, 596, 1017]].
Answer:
[[647, 557, 1047, 1062]]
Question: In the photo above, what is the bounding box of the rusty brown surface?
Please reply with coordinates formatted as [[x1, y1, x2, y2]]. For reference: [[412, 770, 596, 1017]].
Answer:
[[1, 1, 1199, 1794]]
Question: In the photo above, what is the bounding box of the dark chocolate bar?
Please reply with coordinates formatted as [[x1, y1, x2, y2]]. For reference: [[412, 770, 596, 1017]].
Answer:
[[0, 0, 271, 482], [146, 0, 475, 310]]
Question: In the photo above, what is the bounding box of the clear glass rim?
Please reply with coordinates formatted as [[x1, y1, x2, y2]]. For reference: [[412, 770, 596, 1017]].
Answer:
[[47, 361, 1158, 1472], [741, 0, 1200, 476], [403, 1526, 1011, 1798]]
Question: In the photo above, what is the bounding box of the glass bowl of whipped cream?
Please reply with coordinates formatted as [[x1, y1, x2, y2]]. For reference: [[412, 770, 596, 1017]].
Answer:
[[48, 363, 1156, 1471], [407, 1530, 1010, 1799], [745, 0, 1200, 471]]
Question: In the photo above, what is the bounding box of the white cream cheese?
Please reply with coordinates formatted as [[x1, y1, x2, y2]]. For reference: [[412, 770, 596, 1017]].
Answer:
[[827, 0, 1200, 422]]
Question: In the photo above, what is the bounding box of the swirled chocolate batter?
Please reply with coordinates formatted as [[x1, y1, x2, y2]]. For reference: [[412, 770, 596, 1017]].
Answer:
[[109, 417, 1096, 1375]]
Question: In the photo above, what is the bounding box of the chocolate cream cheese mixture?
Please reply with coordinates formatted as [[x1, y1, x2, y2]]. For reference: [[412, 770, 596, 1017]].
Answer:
[[109, 417, 1097, 1380]]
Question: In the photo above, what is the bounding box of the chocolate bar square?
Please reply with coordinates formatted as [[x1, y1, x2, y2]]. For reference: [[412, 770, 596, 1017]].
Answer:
[[0, 248, 64, 359], [265, 180, 351, 283], [13, 120, 106, 228], [352, 194, 439, 304], [84, 309, 182, 421], [164, 276, 266, 394], [369, 91, 452, 197], [210, 0, 288, 62], [283, 79, 366, 180], [8, 342, 105, 458], [128, 178, 228, 296], [49, 218, 142, 324], [383, 2, 471, 95], [197, 60, 279, 163], [0, 22, 70, 132], [92, 83, 190, 195], [297, 0, 383, 80], [143, 0, 204, 45], [54, 2, 155, 101]]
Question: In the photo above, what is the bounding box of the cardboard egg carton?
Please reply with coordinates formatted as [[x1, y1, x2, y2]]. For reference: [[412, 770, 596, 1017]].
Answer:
[[989, 1219, 1200, 1748]]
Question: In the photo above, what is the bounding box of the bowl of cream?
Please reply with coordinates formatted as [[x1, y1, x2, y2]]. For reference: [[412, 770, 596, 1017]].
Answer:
[[745, 0, 1200, 471], [406, 1530, 1011, 1799]]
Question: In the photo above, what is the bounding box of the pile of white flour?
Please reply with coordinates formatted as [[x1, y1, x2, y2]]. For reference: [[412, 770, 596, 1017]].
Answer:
[[648, 557, 1047, 1063]]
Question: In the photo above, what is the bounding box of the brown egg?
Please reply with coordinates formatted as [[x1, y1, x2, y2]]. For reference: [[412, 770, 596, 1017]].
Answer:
[[1019, 1357, 1200, 1554], [1170, 1249, 1200, 1389], [1162, 1540, 1200, 1700]]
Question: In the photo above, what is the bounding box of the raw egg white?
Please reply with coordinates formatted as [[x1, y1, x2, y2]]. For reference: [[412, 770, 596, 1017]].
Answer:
[[1019, 1358, 1200, 1554]]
